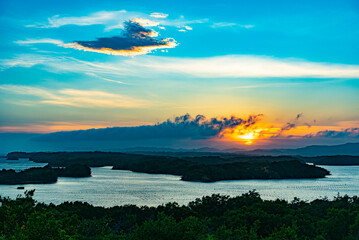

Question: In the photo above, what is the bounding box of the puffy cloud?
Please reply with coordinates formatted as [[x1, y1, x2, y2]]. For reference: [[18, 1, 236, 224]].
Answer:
[[17, 20, 178, 56], [35, 113, 263, 141], [131, 18, 160, 27], [178, 26, 193, 32], [310, 128, 359, 138], [66, 20, 177, 56]]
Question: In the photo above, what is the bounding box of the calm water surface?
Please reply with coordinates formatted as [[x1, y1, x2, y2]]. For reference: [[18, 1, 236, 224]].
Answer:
[[0, 158, 358, 207]]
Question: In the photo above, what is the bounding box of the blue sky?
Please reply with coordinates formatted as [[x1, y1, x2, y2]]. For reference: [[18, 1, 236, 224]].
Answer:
[[0, 0, 359, 148]]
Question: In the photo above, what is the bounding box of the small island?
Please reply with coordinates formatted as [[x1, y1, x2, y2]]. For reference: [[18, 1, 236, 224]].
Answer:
[[0, 164, 91, 185], [55, 164, 92, 177], [6, 156, 19, 160]]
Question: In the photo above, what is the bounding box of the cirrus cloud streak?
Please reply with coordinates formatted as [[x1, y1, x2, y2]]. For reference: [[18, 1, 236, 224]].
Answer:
[[0, 84, 148, 108], [4, 54, 359, 79], [27, 10, 207, 31], [126, 55, 359, 78]]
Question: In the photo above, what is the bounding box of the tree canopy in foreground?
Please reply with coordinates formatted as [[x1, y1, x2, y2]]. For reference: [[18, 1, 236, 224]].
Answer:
[[1, 190, 359, 240]]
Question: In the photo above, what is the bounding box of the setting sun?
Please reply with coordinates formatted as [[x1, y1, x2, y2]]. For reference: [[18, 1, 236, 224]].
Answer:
[[237, 132, 256, 144], [222, 123, 286, 146], [224, 127, 265, 145]]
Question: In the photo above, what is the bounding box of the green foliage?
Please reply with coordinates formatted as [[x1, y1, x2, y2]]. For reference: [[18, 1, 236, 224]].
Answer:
[[1, 191, 359, 239], [7, 151, 330, 182], [129, 213, 207, 240]]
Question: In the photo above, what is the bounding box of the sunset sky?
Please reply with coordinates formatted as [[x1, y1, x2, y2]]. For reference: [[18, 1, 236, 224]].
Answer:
[[0, 0, 359, 149]]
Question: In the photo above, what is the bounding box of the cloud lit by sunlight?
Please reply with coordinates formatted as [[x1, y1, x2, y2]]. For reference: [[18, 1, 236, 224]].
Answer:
[[64, 40, 177, 56], [221, 122, 281, 145], [132, 17, 160, 27]]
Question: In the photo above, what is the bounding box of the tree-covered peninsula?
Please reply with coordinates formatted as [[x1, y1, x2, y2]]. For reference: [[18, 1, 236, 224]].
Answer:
[[0, 164, 91, 185]]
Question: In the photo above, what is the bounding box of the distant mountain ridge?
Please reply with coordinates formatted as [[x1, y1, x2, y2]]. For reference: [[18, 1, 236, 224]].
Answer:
[[0, 132, 358, 156], [246, 142, 359, 156], [122, 142, 359, 157], [121, 146, 221, 153]]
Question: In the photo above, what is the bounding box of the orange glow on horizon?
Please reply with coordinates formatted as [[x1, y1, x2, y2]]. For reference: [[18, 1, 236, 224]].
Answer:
[[219, 116, 288, 145], [0, 121, 153, 134], [1, 118, 357, 145], [221, 120, 359, 146]]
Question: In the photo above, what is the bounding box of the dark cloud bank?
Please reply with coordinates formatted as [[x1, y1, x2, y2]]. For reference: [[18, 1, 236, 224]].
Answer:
[[36, 114, 262, 142], [68, 20, 177, 55], [1, 114, 358, 154], [307, 128, 359, 139], [34, 113, 359, 143]]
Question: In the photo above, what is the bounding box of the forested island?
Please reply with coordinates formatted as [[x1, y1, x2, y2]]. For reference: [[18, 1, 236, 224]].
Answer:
[[0, 164, 91, 185], [5, 152, 331, 182], [112, 158, 329, 182], [1, 190, 358, 240]]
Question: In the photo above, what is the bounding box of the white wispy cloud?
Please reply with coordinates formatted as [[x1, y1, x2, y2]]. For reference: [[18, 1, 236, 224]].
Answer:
[[211, 22, 237, 28], [0, 84, 147, 108], [28, 10, 130, 30], [124, 55, 359, 78], [24, 10, 255, 36], [15, 38, 66, 46], [27, 10, 206, 31], [85, 73, 127, 85], [150, 12, 169, 19], [239, 24, 255, 29], [0, 54, 132, 78], [211, 22, 255, 29], [3, 54, 359, 79], [231, 79, 344, 89]]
